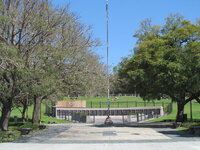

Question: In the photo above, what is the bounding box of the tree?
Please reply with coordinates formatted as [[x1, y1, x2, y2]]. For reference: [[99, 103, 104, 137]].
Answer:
[[0, 37, 27, 130], [118, 14, 200, 122], [0, 0, 66, 125], [0, 0, 107, 128]]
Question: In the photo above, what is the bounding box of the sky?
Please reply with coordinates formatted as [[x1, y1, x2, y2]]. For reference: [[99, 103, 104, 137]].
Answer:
[[51, 0, 200, 67]]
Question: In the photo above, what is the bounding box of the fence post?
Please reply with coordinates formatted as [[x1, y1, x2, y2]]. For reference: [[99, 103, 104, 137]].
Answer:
[[93, 115, 95, 123], [137, 113, 139, 122], [190, 101, 193, 121], [65, 111, 67, 120], [171, 103, 173, 113]]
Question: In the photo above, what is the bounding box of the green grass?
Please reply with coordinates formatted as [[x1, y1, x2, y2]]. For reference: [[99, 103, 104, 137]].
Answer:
[[147, 101, 200, 123], [63, 96, 171, 109], [176, 127, 188, 131], [0, 103, 70, 143], [0, 126, 21, 143], [10, 103, 71, 124], [0, 122, 41, 143], [75, 96, 170, 102]]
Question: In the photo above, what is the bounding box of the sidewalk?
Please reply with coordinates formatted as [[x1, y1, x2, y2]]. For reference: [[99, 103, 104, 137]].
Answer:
[[1, 142, 200, 150]]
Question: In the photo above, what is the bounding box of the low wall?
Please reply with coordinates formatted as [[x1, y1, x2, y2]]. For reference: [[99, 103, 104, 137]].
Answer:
[[53, 107, 164, 119]]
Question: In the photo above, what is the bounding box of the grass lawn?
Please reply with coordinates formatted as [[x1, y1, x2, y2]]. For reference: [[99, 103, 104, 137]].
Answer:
[[146, 101, 200, 131], [147, 101, 200, 122], [75, 96, 170, 102], [64, 96, 172, 109], [10, 103, 71, 124], [0, 125, 21, 143]]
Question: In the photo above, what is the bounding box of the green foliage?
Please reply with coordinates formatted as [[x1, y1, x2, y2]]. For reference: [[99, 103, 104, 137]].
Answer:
[[0, 0, 106, 129], [119, 14, 200, 100], [118, 14, 200, 121]]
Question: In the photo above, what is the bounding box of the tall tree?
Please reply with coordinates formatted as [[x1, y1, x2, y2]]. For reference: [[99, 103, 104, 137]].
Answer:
[[118, 14, 200, 122], [0, 0, 107, 127], [0, 37, 26, 130]]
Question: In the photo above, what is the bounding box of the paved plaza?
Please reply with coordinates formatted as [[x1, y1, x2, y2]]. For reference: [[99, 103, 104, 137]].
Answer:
[[0, 123, 199, 150], [13, 123, 199, 143], [45, 124, 170, 142]]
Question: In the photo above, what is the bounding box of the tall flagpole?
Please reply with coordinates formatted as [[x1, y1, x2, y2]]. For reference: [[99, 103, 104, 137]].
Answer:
[[104, 0, 113, 125]]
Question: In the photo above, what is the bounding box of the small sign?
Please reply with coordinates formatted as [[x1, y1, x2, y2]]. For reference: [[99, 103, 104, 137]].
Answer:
[[56, 100, 86, 108], [68, 102, 75, 106]]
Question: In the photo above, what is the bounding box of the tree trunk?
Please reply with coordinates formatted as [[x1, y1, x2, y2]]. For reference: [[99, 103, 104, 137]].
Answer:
[[0, 102, 12, 131], [22, 104, 28, 123], [176, 101, 185, 122], [32, 97, 42, 124]]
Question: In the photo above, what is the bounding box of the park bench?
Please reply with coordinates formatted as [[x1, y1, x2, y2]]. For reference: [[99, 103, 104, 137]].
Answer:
[[188, 126, 200, 136], [38, 125, 46, 130], [19, 128, 32, 135]]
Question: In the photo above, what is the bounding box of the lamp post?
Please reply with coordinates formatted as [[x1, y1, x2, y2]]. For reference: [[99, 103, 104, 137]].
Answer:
[[104, 0, 113, 125]]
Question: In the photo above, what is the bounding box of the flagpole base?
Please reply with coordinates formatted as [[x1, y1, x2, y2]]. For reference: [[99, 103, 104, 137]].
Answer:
[[104, 116, 113, 125]]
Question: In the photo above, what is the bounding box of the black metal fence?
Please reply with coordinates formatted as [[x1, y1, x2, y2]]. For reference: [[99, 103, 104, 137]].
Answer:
[[87, 101, 172, 113]]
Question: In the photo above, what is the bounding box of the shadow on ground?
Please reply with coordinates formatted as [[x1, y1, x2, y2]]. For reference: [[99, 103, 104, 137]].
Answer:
[[158, 130, 194, 138]]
